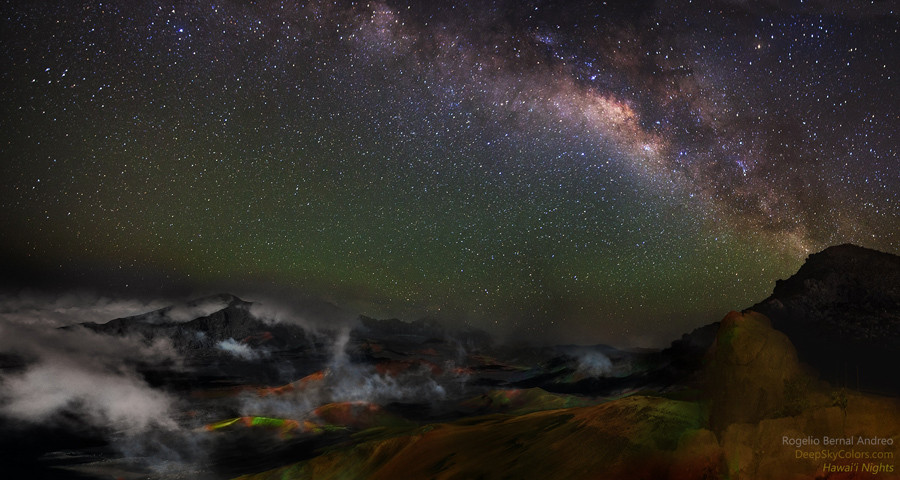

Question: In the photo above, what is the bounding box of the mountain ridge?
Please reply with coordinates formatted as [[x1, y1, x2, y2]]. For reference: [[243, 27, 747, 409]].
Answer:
[[748, 243, 900, 393]]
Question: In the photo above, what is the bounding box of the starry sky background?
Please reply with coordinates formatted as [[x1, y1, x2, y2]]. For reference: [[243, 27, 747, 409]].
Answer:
[[1, 0, 897, 345]]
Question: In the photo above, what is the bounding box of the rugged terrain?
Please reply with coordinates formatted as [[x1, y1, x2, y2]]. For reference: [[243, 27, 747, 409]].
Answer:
[[0, 245, 897, 479]]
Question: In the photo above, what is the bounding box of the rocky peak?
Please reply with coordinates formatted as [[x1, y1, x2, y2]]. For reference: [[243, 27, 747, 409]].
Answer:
[[771, 244, 899, 301], [753, 244, 900, 341], [750, 244, 900, 394]]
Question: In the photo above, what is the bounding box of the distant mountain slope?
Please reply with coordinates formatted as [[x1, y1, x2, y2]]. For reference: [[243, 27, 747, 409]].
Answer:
[[81, 294, 312, 354], [77, 294, 330, 387], [749, 244, 900, 393], [77, 294, 659, 400]]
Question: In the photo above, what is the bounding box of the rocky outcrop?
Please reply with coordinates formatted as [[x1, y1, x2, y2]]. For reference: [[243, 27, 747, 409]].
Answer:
[[701, 309, 900, 479], [750, 244, 900, 394], [752, 244, 900, 340], [704, 311, 802, 434]]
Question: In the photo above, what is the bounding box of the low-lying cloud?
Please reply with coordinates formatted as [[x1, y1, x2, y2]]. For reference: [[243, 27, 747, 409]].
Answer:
[[216, 338, 261, 360], [0, 289, 170, 327], [236, 328, 455, 419], [575, 351, 614, 377], [1, 361, 176, 433], [0, 321, 181, 434]]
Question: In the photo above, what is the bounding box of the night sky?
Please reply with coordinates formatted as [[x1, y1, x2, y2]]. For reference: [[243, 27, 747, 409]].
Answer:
[[1, 0, 897, 345]]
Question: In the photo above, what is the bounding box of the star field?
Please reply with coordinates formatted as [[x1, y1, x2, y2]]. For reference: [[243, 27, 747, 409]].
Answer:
[[1, 0, 897, 344]]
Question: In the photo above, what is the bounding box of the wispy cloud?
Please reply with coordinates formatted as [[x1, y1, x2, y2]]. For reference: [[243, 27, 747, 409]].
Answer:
[[216, 338, 261, 360], [0, 289, 170, 327], [0, 321, 181, 434]]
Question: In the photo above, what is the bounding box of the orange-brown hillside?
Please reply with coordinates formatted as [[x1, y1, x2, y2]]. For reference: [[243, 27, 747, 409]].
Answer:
[[234, 310, 899, 480]]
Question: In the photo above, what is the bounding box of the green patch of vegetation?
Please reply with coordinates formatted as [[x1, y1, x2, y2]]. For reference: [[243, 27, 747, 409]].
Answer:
[[251, 416, 289, 428]]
